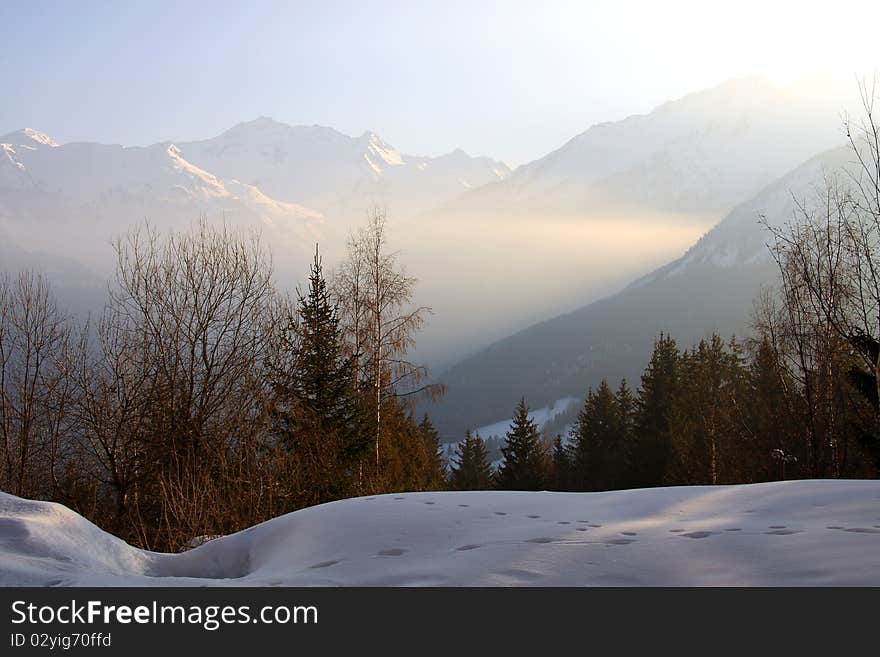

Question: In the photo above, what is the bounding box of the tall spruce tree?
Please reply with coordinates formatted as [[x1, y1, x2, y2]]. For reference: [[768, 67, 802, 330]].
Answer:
[[418, 413, 447, 489], [668, 337, 720, 484], [632, 334, 680, 487], [570, 380, 623, 490], [551, 435, 570, 490], [745, 336, 803, 480], [449, 431, 493, 490], [270, 246, 368, 494], [496, 398, 547, 490], [295, 246, 367, 455], [668, 334, 751, 485], [614, 379, 636, 486]]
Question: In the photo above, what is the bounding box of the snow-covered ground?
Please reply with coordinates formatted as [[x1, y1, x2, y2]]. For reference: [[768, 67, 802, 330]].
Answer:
[[2, 480, 880, 586]]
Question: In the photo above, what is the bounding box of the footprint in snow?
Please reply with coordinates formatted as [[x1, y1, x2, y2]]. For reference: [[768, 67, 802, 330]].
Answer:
[[457, 504, 470, 508], [844, 527, 880, 534], [576, 528, 588, 532], [423, 501, 435, 505], [588, 524, 602, 528], [680, 531, 716, 539], [725, 528, 742, 532], [456, 544, 481, 551], [826, 525, 845, 530], [669, 528, 685, 533], [766, 529, 801, 535], [605, 538, 636, 545], [526, 515, 541, 519], [309, 560, 340, 569], [493, 568, 545, 582], [526, 537, 556, 544], [558, 521, 571, 525], [621, 531, 637, 536], [393, 497, 405, 500], [377, 549, 408, 557], [768, 525, 787, 529], [494, 511, 507, 516]]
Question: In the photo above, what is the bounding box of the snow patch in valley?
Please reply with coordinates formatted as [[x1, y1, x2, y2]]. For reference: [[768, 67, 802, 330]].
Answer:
[[474, 397, 579, 440], [2, 481, 880, 586]]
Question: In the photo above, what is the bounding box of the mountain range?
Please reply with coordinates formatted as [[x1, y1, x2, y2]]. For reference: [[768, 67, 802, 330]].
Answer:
[[0, 76, 862, 435], [0, 121, 509, 276]]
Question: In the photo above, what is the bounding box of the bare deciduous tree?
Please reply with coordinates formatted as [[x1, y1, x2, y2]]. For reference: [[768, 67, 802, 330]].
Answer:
[[72, 219, 280, 548], [333, 209, 443, 468], [759, 78, 880, 476], [0, 270, 73, 497]]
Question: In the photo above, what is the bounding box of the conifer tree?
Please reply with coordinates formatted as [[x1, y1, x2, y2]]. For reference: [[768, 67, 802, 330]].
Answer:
[[449, 431, 493, 490], [745, 336, 802, 480], [371, 404, 437, 492], [632, 334, 680, 487], [613, 379, 636, 485], [570, 380, 622, 490], [418, 413, 447, 489], [269, 245, 368, 504], [293, 246, 366, 454], [496, 398, 547, 490], [669, 334, 748, 484], [551, 435, 570, 490]]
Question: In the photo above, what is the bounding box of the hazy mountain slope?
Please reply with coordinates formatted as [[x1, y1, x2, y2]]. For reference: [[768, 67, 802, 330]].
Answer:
[[435, 77, 849, 220], [401, 78, 853, 368], [429, 145, 853, 438], [0, 239, 105, 317], [0, 239, 98, 282]]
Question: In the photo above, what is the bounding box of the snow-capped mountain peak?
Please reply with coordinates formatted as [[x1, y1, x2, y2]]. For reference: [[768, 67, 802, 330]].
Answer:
[[363, 131, 405, 169], [172, 118, 507, 212], [0, 128, 59, 149], [0, 118, 509, 281], [21, 128, 58, 147], [165, 143, 232, 199]]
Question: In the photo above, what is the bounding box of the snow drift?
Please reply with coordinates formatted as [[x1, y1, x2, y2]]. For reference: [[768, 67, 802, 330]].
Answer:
[[2, 480, 880, 586]]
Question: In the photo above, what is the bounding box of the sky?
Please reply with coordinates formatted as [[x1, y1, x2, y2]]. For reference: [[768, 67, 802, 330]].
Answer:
[[2, 0, 879, 166]]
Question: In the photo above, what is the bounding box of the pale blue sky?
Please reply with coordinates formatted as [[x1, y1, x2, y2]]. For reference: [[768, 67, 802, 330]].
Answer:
[[2, 0, 878, 166]]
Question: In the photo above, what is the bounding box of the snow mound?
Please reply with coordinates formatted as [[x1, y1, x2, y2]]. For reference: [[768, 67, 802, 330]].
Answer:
[[2, 481, 880, 586]]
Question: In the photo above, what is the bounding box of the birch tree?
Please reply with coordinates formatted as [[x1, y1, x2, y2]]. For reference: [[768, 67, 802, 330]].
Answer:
[[333, 209, 442, 469]]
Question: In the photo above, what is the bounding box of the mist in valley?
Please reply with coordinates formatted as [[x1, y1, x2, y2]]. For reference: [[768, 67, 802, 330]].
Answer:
[[397, 209, 715, 367]]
